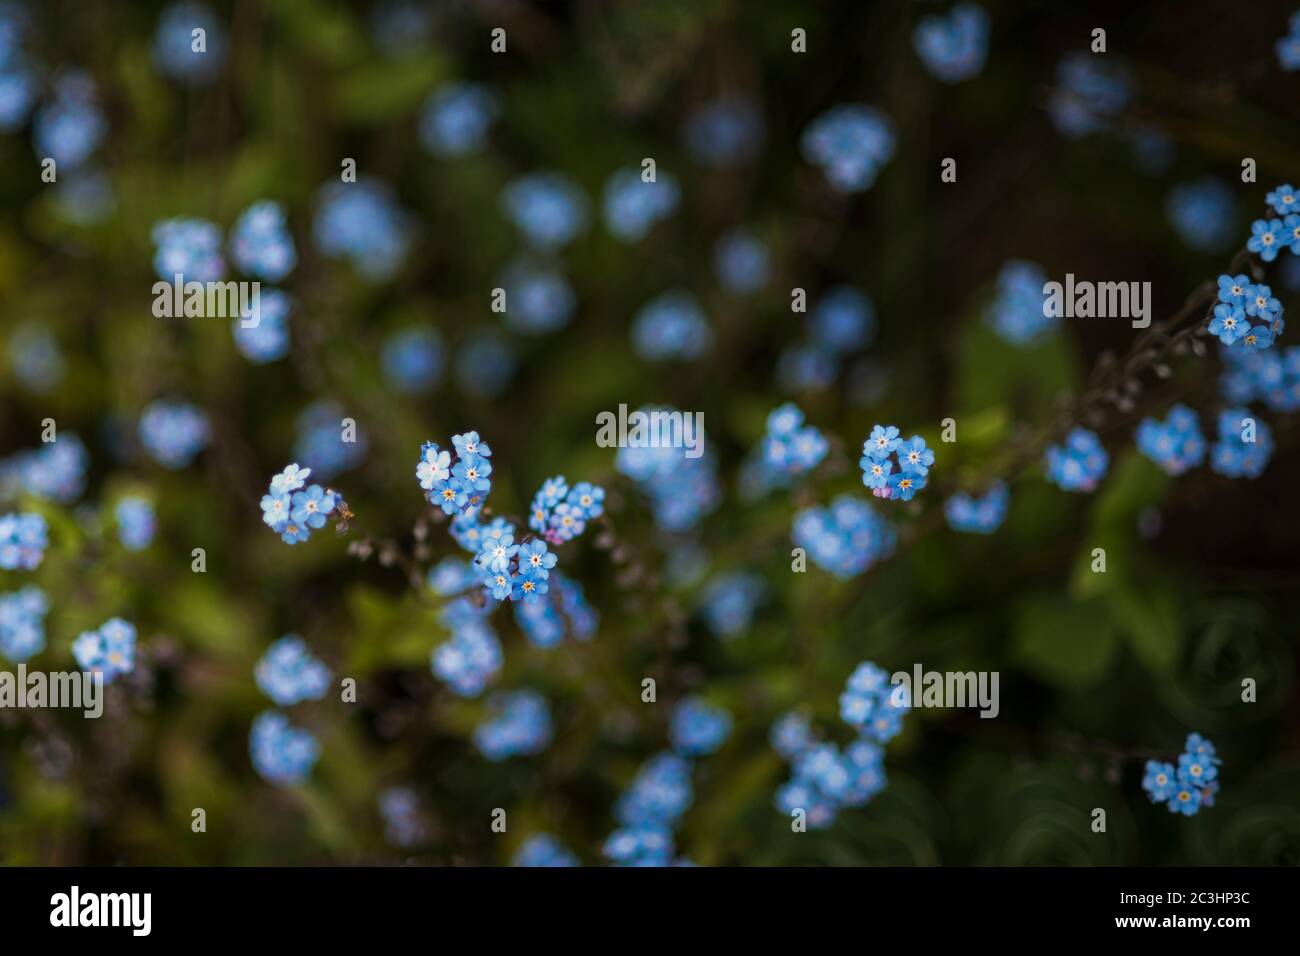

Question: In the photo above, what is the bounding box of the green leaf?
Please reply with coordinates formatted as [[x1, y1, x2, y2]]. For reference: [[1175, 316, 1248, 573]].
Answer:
[[1013, 593, 1119, 688]]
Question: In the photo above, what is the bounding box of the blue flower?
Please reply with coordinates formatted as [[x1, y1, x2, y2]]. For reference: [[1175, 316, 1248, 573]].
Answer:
[[1209, 303, 1249, 345], [792, 494, 896, 578], [255, 635, 331, 706], [1249, 217, 1284, 262], [885, 471, 926, 501], [382, 327, 443, 392], [511, 570, 550, 604], [497, 258, 577, 334], [681, 94, 763, 167], [860, 455, 893, 490], [614, 752, 694, 829], [152, 217, 225, 282], [72, 617, 137, 683], [943, 481, 1009, 534], [452, 456, 492, 494], [897, 435, 935, 476], [1047, 54, 1128, 137], [249, 710, 319, 785], [1141, 760, 1177, 802], [0, 512, 47, 570], [770, 711, 814, 760], [473, 689, 552, 760], [232, 288, 292, 363], [631, 290, 713, 360], [500, 172, 589, 250], [810, 286, 875, 352], [669, 697, 733, 757], [33, 72, 106, 171], [913, 3, 989, 83], [115, 497, 157, 551], [800, 104, 895, 193], [565, 481, 604, 519], [290, 484, 336, 529], [1266, 183, 1298, 216], [153, 2, 226, 84], [1242, 324, 1275, 350], [1177, 751, 1218, 786], [1167, 786, 1202, 816], [313, 178, 412, 281], [0, 585, 49, 662], [1044, 427, 1109, 492], [513, 833, 578, 867], [270, 463, 312, 495], [714, 228, 770, 294], [699, 571, 763, 639], [1217, 274, 1251, 308], [603, 167, 680, 241], [1280, 18, 1300, 71], [477, 534, 519, 574], [431, 617, 502, 697], [986, 259, 1055, 344], [516, 539, 556, 579], [260, 491, 290, 531], [452, 431, 492, 461], [229, 200, 296, 281], [1135, 404, 1204, 476], [1210, 408, 1274, 478], [864, 424, 901, 460], [1165, 178, 1235, 252], [603, 826, 674, 867], [418, 83, 498, 157], [138, 399, 210, 469]]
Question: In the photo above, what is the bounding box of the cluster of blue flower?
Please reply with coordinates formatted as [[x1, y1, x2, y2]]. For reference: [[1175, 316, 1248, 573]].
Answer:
[[746, 403, 829, 494], [1166, 178, 1236, 252], [860, 425, 933, 501], [497, 257, 576, 334], [1221, 342, 1300, 413], [800, 104, 895, 194], [0, 434, 88, 503], [138, 399, 211, 470], [1047, 54, 1129, 139], [419, 82, 499, 157], [1211, 273, 1285, 350], [913, 3, 989, 83], [0, 585, 48, 661], [473, 689, 553, 761], [153, 2, 225, 84], [772, 662, 905, 829], [249, 636, 330, 785], [1142, 733, 1220, 816], [72, 617, 137, 684], [615, 407, 721, 532], [986, 259, 1055, 345], [1136, 405, 1206, 476], [0, 511, 47, 570], [432, 594, 503, 697], [513, 572, 597, 648], [602, 697, 732, 866], [527, 475, 605, 547], [943, 481, 1010, 535], [1247, 185, 1300, 276], [603, 166, 680, 242], [314, 178, 413, 281], [631, 290, 713, 361], [260, 463, 341, 545], [419, 431, 492, 519], [114, 497, 158, 552], [714, 228, 771, 295], [792, 494, 896, 578], [293, 401, 367, 480], [1279, 12, 1300, 70], [378, 786, 427, 848], [698, 571, 764, 639], [682, 94, 763, 167], [778, 286, 876, 391], [1210, 408, 1274, 479], [1045, 427, 1109, 492], [513, 833, 580, 867]]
